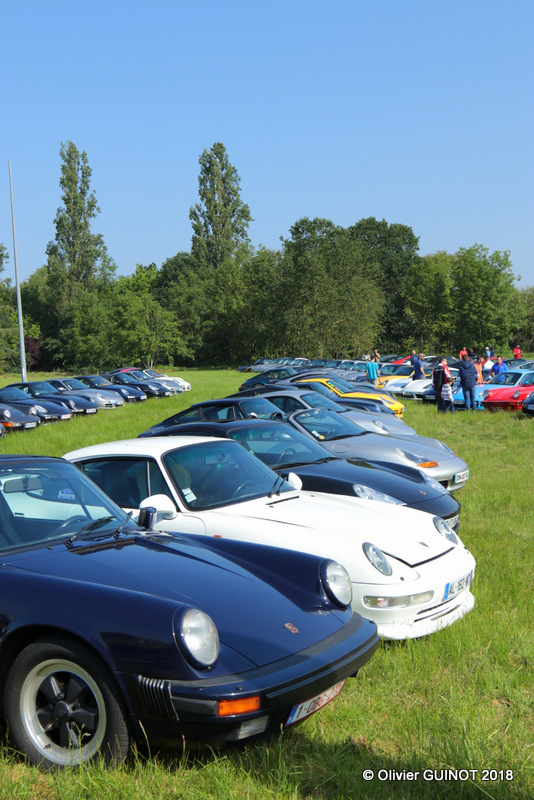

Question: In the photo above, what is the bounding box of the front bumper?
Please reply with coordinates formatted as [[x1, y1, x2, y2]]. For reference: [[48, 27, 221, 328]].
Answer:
[[353, 548, 476, 640], [124, 614, 379, 749]]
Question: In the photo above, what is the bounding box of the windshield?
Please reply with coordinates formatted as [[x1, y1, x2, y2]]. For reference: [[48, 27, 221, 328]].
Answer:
[[0, 387, 28, 401], [162, 440, 292, 509], [63, 378, 88, 390], [118, 374, 138, 384], [300, 392, 341, 411], [487, 372, 521, 386], [292, 408, 366, 440], [519, 371, 534, 386], [230, 424, 330, 468], [297, 381, 339, 400], [28, 381, 59, 396], [0, 459, 129, 551]]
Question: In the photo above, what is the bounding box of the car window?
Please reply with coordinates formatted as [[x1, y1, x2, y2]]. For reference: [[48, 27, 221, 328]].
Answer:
[[79, 458, 173, 508], [268, 395, 303, 413]]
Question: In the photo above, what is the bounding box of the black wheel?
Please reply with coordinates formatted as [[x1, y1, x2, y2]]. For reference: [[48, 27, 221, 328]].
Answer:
[[5, 636, 130, 769]]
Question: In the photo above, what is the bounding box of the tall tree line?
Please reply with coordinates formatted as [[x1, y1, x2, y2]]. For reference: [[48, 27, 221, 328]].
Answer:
[[0, 140, 532, 373]]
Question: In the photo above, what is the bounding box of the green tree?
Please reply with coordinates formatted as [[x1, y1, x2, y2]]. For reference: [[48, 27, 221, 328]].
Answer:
[[451, 245, 517, 352], [189, 142, 252, 271], [403, 251, 455, 354], [348, 217, 420, 350], [42, 141, 116, 367], [279, 218, 383, 357]]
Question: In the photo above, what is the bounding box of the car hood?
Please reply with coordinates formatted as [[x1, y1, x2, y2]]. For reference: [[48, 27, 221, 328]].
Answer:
[[4, 534, 351, 668], [200, 492, 454, 566]]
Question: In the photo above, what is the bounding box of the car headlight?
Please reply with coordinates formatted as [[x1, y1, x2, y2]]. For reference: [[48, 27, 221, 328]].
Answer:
[[175, 608, 219, 669], [321, 560, 352, 607], [2, 408, 11, 419], [149, 384, 159, 391], [433, 516, 459, 545], [34, 405, 47, 414], [119, 388, 129, 396], [96, 393, 105, 401], [396, 448, 438, 468], [513, 390, 520, 399], [363, 542, 393, 576], [524, 392, 534, 402], [353, 484, 404, 505], [482, 390, 489, 400]]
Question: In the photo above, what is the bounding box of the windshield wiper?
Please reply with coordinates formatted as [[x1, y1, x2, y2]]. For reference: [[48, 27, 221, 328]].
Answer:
[[268, 474, 285, 498], [65, 515, 120, 548]]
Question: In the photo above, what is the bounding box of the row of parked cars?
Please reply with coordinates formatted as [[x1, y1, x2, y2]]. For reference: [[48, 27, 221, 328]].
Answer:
[[0, 363, 476, 769], [0, 368, 191, 435], [237, 354, 534, 415]]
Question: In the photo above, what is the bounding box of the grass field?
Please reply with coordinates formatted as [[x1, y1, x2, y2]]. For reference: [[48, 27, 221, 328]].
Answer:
[[0, 369, 532, 799]]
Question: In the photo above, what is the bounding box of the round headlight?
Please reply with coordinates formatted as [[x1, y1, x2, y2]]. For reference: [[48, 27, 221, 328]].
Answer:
[[321, 560, 352, 607], [353, 484, 404, 505], [177, 608, 219, 669], [35, 404, 47, 414], [2, 408, 11, 419], [433, 516, 459, 545], [363, 542, 393, 576], [513, 390, 519, 399], [396, 448, 424, 465], [119, 388, 129, 396]]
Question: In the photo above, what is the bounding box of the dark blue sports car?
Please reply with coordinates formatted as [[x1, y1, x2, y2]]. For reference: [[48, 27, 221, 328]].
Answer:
[[6, 381, 98, 415], [0, 455, 378, 768]]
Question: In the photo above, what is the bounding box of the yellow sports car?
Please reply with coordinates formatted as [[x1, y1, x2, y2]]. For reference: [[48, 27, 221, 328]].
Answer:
[[376, 364, 416, 389], [295, 376, 405, 417]]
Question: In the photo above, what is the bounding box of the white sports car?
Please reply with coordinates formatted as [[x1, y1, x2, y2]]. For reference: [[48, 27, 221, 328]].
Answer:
[[63, 437, 476, 641]]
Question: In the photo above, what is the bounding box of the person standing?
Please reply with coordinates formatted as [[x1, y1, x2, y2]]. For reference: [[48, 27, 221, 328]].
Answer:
[[413, 353, 426, 381], [485, 345, 491, 359], [458, 354, 478, 410], [492, 356, 508, 376], [441, 377, 455, 414], [513, 345, 522, 359], [366, 359, 380, 387], [475, 357, 484, 384], [362, 351, 371, 361], [410, 349, 416, 366], [373, 348, 381, 363], [432, 357, 451, 411], [459, 346, 468, 360]]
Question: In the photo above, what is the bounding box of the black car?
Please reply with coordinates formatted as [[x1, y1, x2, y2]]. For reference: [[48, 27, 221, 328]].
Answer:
[[0, 403, 40, 432], [0, 455, 378, 767], [5, 381, 98, 415], [138, 418, 461, 530], [75, 374, 148, 402], [141, 397, 286, 437], [239, 367, 300, 391], [0, 387, 72, 422], [102, 371, 171, 398]]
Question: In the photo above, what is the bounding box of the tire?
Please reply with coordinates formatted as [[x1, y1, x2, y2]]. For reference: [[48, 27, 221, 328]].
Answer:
[[5, 636, 130, 769]]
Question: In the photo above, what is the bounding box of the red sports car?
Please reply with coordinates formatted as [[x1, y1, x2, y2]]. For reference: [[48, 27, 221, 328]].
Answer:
[[481, 370, 534, 411]]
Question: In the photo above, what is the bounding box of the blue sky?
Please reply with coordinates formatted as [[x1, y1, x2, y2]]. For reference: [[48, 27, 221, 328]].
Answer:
[[1, 1, 533, 286]]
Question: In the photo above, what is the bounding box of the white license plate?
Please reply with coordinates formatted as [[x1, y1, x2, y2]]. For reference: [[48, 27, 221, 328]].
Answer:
[[454, 469, 470, 484], [526, 404, 534, 410], [140, 395, 147, 400], [284, 680, 345, 727], [60, 414, 71, 419], [85, 408, 97, 414], [444, 570, 473, 601], [24, 422, 37, 428]]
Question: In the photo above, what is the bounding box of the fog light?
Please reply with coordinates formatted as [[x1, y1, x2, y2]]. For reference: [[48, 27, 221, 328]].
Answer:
[[363, 591, 434, 609]]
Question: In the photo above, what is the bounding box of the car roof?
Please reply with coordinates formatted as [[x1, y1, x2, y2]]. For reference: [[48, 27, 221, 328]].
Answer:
[[64, 435, 229, 461]]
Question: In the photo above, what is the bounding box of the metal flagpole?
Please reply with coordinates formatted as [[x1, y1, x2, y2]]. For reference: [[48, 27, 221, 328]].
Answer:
[[8, 161, 27, 381]]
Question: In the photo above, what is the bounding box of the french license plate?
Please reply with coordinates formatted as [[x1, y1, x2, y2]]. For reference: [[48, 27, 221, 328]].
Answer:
[[86, 408, 97, 414], [526, 404, 534, 410], [284, 680, 345, 727], [454, 469, 470, 484], [444, 570, 473, 601], [60, 414, 71, 419], [24, 422, 37, 428], [140, 395, 147, 400]]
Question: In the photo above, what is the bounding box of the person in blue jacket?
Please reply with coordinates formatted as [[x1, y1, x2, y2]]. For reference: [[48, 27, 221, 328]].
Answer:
[[458, 354, 478, 410], [492, 356, 508, 376]]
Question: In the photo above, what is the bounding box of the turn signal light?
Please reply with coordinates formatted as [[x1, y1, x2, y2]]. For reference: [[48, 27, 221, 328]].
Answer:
[[418, 461, 439, 468], [218, 696, 261, 717]]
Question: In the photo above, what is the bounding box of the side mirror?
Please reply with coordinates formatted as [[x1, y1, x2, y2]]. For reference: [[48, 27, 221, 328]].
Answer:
[[139, 494, 178, 522], [285, 472, 303, 491]]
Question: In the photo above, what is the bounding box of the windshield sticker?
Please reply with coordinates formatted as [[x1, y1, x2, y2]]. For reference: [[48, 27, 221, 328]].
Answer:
[[182, 488, 197, 502], [58, 488, 76, 501]]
